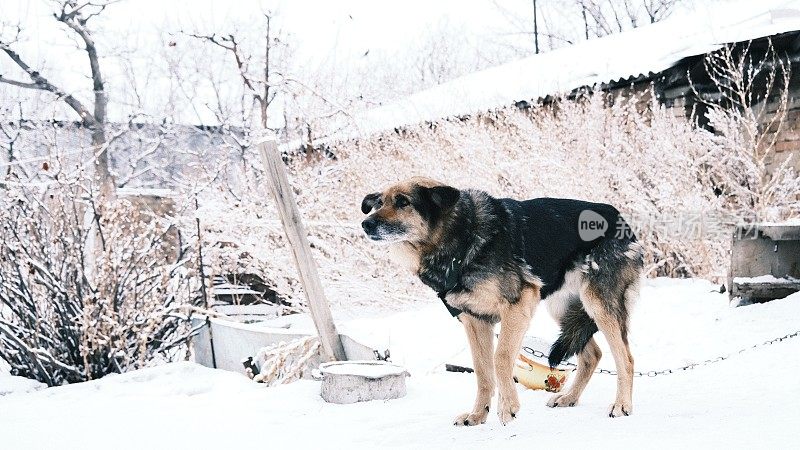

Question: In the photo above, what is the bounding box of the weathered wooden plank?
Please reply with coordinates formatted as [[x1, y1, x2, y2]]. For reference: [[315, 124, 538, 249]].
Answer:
[[733, 280, 800, 302], [257, 140, 347, 362]]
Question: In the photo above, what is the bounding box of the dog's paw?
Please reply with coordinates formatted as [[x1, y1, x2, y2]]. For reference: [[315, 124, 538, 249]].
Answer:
[[497, 394, 520, 425], [453, 407, 489, 426], [546, 391, 578, 408], [608, 401, 633, 418]]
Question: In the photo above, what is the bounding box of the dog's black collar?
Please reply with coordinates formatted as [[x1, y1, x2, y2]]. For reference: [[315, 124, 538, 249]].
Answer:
[[443, 257, 462, 292], [438, 257, 464, 317]]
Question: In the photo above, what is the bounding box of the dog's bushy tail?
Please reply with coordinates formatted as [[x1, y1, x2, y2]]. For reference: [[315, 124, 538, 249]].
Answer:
[[548, 301, 598, 369]]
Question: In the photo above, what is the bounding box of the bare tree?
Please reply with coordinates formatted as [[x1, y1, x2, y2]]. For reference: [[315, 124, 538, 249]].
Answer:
[[184, 11, 351, 162], [362, 19, 509, 98], [578, 0, 683, 38], [491, 0, 572, 54], [643, 0, 682, 24], [0, 102, 26, 184], [490, 0, 681, 57], [0, 1, 116, 200], [186, 12, 284, 133], [533, 0, 540, 54], [412, 22, 478, 87]]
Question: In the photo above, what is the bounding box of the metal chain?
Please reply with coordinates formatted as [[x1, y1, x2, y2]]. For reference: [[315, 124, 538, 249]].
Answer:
[[523, 329, 800, 377]]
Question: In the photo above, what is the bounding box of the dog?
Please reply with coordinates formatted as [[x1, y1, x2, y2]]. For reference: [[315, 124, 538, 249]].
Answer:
[[360, 177, 643, 425]]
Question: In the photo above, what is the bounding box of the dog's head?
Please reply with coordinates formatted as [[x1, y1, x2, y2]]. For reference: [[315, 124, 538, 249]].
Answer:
[[360, 177, 460, 244]]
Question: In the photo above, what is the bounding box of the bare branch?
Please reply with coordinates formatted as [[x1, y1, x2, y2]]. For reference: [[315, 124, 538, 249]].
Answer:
[[0, 46, 96, 126], [184, 32, 261, 98], [183, 32, 235, 51], [0, 75, 39, 90]]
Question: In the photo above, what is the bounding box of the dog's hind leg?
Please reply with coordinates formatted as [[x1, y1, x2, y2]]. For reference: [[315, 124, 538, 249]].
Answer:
[[580, 285, 634, 418], [453, 314, 495, 426], [546, 337, 601, 407], [495, 286, 538, 425]]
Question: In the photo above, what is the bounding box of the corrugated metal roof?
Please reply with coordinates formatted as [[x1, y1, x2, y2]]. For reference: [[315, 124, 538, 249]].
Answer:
[[348, 0, 800, 138]]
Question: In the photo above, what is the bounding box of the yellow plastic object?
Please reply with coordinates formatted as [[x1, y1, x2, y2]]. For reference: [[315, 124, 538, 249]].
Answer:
[[513, 348, 573, 393]]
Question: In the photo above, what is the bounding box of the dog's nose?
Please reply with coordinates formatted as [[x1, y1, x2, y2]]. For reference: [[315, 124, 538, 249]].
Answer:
[[362, 218, 377, 234]]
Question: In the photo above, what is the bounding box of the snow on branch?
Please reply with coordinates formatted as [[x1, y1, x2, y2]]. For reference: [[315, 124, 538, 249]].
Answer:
[[0, 45, 96, 126], [692, 39, 800, 221]]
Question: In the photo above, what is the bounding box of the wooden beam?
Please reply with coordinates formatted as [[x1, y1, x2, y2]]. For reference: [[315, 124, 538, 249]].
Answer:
[[733, 280, 800, 303], [257, 139, 347, 362]]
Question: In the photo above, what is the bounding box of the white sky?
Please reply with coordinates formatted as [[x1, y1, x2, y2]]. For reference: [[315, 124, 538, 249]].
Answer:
[[2, 0, 525, 121], [0, 0, 753, 125]]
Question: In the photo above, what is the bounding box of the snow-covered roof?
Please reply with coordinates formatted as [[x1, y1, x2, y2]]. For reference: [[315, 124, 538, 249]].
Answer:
[[350, 0, 800, 137]]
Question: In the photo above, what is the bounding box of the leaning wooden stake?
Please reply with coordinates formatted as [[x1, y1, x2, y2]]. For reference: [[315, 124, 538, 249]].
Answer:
[[257, 139, 347, 362]]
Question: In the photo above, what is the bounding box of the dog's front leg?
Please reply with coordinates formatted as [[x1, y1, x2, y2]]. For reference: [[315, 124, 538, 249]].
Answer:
[[495, 287, 537, 425], [453, 314, 495, 426]]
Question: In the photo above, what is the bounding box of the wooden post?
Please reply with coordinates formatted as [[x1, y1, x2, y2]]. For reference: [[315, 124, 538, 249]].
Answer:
[[257, 139, 347, 362]]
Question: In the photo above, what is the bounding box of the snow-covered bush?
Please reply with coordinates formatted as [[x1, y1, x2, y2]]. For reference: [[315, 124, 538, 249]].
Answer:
[[196, 86, 798, 312], [0, 179, 202, 385], [194, 183, 424, 314], [319, 94, 734, 279], [694, 40, 800, 221], [192, 42, 799, 312]]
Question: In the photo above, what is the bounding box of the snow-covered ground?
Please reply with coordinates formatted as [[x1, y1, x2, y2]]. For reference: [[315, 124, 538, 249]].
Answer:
[[0, 374, 45, 396], [1, 279, 799, 449]]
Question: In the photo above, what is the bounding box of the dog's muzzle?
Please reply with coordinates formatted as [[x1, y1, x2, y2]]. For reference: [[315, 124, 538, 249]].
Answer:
[[361, 217, 381, 240], [362, 218, 407, 241]]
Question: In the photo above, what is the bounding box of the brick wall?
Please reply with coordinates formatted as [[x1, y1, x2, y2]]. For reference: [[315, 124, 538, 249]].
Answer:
[[766, 99, 800, 175]]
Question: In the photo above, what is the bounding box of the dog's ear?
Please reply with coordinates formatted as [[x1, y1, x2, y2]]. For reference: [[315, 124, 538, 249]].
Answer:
[[361, 192, 382, 214], [428, 185, 460, 210]]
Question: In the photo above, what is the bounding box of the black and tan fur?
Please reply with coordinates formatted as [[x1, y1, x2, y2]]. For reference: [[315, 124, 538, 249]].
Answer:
[[361, 177, 643, 425]]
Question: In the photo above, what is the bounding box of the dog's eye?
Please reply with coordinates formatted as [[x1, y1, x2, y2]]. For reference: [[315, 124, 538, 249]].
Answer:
[[394, 195, 410, 208]]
